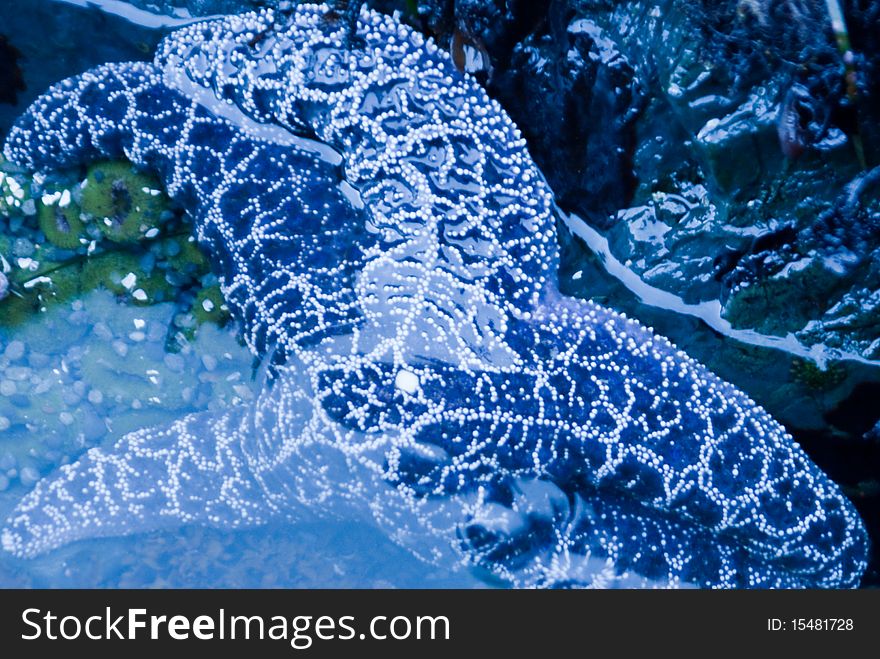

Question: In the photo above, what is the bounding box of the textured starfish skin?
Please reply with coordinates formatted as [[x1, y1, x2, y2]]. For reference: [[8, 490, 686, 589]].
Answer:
[[0, 5, 869, 588]]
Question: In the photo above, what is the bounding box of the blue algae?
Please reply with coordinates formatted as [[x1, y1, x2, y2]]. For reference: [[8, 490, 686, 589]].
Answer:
[[0, 3, 872, 589]]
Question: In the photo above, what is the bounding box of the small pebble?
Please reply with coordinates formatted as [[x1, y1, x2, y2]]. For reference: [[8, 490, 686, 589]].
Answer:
[[164, 353, 185, 372], [164, 240, 181, 257], [4, 366, 30, 381], [0, 416, 10, 431], [140, 252, 156, 272], [4, 340, 26, 361], [174, 313, 196, 329], [9, 394, 30, 408], [87, 389, 104, 405], [12, 237, 34, 257], [20, 466, 40, 487], [93, 323, 113, 340], [201, 354, 218, 371], [0, 452, 15, 470], [0, 380, 16, 396], [33, 379, 52, 395], [232, 384, 254, 400], [67, 344, 87, 363]]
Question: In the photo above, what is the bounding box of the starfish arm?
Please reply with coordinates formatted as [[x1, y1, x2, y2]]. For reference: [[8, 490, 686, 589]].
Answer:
[[4, 62, 173, 173], [2, 58, 365, 358], [375, 293, 869, 588], [0, 405, 284, 559]]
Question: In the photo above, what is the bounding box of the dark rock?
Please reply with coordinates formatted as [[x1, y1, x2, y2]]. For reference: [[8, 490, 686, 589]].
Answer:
[[0, 34, 25, 106], [408, 0, 644, 228], [0, 0, 162, 139]]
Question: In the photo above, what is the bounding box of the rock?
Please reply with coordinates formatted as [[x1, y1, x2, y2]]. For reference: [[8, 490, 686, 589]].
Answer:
[[163, 352, 185, 373], [425, 0, 880, 438], [0, 34, 25, 106], [11, 237, 33, 257], [3, 339, 25, 361], [19, 466, 39, 487]]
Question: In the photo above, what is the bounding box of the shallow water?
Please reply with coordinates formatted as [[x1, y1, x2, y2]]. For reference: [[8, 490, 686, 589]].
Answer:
[[0, 290, 481, 588]]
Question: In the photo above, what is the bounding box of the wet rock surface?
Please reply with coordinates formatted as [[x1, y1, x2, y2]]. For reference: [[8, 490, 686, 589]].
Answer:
[[0, 1, 162, 141], [392, 0, 880, 584]]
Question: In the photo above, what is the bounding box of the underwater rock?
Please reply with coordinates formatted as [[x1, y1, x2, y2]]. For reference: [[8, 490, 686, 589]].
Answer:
[[0, 34, 25, 106], [0, 0, 163, 140], [0, 6, 868, 588], [292, 4, 880, 449]]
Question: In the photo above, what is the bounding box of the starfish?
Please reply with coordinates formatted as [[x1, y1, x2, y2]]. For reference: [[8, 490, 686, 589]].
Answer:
[[0, 5, 869, 588]]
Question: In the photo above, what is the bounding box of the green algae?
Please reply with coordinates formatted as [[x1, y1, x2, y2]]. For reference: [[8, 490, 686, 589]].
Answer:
[[791, 358, 848, 392], [1, 159, 230, 338], [80, 250, 173, 305], [192, 284, 230, 326], [166, 233, 210, 276]]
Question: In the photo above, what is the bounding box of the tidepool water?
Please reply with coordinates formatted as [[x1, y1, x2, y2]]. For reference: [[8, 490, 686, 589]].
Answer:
[[0, 289, 482, 588]]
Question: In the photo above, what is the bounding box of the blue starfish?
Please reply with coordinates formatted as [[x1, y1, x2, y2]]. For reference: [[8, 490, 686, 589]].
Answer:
[[1, 5, 869, 588]]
